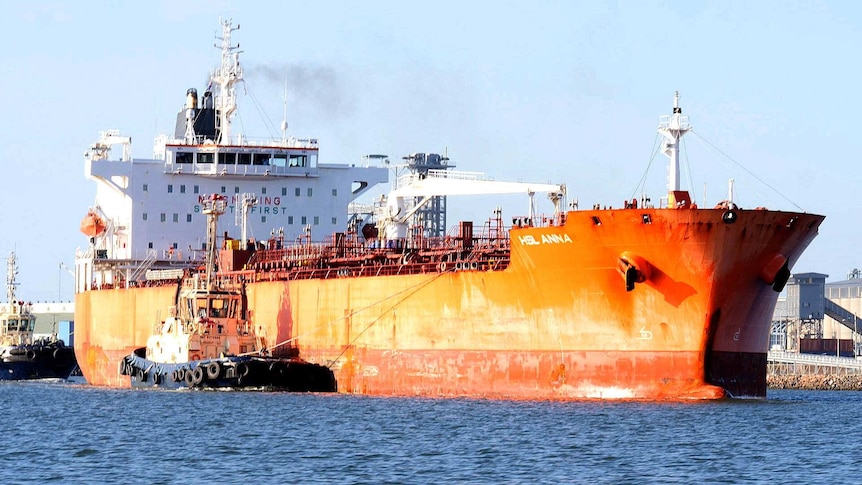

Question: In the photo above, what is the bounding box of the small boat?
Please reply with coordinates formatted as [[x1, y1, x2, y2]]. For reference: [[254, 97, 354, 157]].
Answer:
[[119, 194, 336, 391], [1, 252, 78, 381]]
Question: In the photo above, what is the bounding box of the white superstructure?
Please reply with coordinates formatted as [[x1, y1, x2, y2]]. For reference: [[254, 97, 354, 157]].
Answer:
[[77, 19, 387, 290]]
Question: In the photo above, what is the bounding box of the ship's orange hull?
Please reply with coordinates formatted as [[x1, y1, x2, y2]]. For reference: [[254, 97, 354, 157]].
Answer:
[[74, 207, 823, 399]]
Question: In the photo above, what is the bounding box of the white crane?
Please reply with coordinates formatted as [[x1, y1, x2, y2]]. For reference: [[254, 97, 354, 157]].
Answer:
[[378, 169, 566, 240]]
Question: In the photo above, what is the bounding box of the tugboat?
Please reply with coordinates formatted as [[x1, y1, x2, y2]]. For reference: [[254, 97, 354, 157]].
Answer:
[[0, 252, 78, 380], [119, 194, 336, 391]]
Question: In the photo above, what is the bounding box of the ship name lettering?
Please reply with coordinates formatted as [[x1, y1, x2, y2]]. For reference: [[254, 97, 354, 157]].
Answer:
[[517, 233, 573, 246], [518, 235, 541, 246], [540, 234, 573, 244], [196, 195, 282, 206], [194, 204, 286, 214]]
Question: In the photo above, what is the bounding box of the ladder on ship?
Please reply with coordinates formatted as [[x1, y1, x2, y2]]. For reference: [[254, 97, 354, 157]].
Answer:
[[129, 250, 158, 282]]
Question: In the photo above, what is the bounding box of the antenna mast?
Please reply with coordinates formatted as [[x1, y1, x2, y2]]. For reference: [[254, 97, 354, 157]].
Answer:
[[7, 252, 18, 304], [212, 18, 243, 145], [202, 195, 227, 290]]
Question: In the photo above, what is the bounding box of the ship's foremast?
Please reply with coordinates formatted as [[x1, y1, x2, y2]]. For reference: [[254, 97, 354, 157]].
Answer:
[[658, 91, 692, 208]]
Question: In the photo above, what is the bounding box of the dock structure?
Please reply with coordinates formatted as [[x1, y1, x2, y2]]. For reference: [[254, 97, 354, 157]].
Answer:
[[0, 301, 75, 344], [770, 272, 862, 372]]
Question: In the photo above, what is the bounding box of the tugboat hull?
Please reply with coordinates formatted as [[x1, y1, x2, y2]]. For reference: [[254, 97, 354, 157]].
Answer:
[[0, 343, 78, 381], [120, 350, 337, 392]]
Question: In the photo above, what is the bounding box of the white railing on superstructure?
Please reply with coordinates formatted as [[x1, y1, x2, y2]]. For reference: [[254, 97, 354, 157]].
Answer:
[[395, 169, 485, 189]]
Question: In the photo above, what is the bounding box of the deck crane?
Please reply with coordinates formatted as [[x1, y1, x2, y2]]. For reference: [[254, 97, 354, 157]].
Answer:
[[378, 169, 566, 240]]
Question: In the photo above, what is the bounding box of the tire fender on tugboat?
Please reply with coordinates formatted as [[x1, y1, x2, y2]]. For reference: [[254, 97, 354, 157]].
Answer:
[[192, 367, 205, 385], [205, 361, 221, 380]]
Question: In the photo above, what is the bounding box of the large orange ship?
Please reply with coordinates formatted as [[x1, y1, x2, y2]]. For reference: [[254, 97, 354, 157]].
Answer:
[[74, 20, 823, 399]]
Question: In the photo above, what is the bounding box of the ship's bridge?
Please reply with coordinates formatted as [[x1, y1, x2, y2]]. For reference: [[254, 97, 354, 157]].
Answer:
[[162, 140, 320, 178]]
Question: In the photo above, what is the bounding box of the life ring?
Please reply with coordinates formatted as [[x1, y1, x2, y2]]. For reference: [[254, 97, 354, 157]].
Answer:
[[205, 361, 221, 380], [190, 352, 201, 361]]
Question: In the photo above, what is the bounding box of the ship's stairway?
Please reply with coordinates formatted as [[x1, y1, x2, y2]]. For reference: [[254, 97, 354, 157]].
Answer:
[[824, 298, 862, 333], [768, 350, 862, 375], [129, 250, 158, 282]]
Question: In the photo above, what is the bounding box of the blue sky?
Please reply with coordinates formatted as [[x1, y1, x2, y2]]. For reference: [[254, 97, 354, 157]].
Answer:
[[2, 0, 860, 301]]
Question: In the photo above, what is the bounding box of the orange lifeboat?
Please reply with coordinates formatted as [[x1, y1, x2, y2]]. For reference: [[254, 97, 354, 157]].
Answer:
[[80, 210, 106, 237]]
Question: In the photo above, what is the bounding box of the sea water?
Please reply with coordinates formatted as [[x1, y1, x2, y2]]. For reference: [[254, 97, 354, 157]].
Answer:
[[0, 381, 859, 484]]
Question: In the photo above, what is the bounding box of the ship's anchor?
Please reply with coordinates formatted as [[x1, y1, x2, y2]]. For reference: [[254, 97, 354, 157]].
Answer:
[[618, 252, 652, 292]]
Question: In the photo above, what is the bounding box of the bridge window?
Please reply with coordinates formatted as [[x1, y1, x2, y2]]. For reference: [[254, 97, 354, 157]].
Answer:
[[253, 154, 270, 166], [210, 299, 227, 318], [176, 152, 193, 164], [196, 298, 207, 319], [221, 153, 237, 165], [271, 154, 288, 167], [289, 154, 307, 167], [238, 153, 251, 165], [198, 153, 214, 164]]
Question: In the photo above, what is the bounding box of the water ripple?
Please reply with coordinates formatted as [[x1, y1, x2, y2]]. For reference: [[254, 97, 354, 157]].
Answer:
[[1, 382, 861, 483]]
